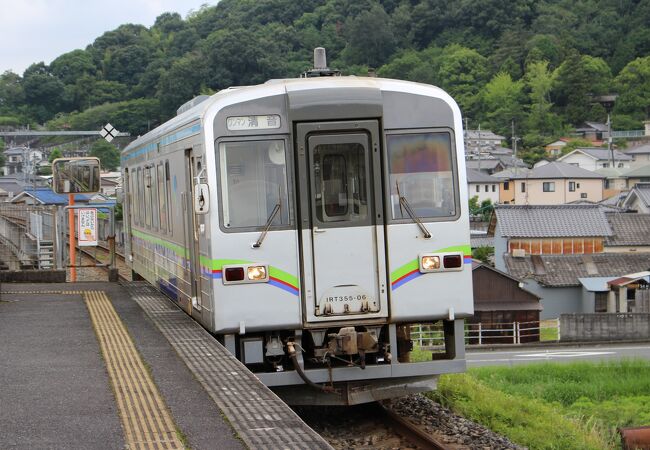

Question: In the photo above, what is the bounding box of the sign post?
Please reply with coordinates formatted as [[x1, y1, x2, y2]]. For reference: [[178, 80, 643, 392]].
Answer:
[[69, 195, 76, 282]]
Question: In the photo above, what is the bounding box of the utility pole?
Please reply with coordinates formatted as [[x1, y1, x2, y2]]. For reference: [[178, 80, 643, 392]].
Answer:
[[512, 120, 519, 176], [478, 123, 482, 172]]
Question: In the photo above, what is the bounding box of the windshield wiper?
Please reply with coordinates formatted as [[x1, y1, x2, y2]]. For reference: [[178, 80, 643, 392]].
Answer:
[[396, 182, 431, 239], [253, 203, 281, 248]]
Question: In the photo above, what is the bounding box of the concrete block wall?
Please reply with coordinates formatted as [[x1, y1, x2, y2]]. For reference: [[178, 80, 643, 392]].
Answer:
[[560, 313, 650, 341]]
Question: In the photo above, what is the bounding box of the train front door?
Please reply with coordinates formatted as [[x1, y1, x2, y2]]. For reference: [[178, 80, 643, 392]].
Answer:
[[296, 121, 389, 322]]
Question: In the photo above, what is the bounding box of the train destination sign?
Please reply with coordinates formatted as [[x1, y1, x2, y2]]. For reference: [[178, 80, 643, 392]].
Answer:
[[78, 208, 98, 247], [52, 157, 100, 194], [226, 114, 281, 131]]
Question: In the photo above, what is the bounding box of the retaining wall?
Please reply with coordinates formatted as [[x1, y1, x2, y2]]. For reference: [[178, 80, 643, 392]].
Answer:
[[560, 313, 650, 342]]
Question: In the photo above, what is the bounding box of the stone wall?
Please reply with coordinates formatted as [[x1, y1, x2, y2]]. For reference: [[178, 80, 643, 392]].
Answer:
[[560, 313, 650, 341]]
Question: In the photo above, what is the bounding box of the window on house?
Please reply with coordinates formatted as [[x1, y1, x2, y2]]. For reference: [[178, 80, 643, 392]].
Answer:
[[543, 182, 555, 192], [492, 184, 496, 192], [521, 182, 526, 193], [485, 184, 489, 192], [476, 185, 480, 193], [618, 163, 624, 168], [602, 163, 610, 168], [604, 180, 610, 189], [504, 181, 510, 191], [569, 181, 576, 192], [581, 193, 588, 198], [577, 183, 580, 188]]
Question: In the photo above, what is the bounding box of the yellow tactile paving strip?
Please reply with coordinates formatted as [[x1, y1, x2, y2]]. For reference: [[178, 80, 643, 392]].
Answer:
[[83, 290, 183, 450], [1, 288, 185, 449], [83, 290, 184, 450]]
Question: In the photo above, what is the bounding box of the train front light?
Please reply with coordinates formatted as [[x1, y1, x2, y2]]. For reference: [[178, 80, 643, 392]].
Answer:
[[419, 255, 440, 273], [247, 265, 268, 281]]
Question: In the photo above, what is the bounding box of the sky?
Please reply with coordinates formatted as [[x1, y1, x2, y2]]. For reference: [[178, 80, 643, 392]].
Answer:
[[0, 0, 216, 75]]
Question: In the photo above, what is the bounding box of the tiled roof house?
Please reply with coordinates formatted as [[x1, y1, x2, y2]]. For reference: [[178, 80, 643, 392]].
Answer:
[[492, 204, 650, 318]]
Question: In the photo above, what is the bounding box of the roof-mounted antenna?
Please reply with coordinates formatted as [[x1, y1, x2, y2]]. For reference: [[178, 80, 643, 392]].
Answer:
[[301, 47, 341, 78]]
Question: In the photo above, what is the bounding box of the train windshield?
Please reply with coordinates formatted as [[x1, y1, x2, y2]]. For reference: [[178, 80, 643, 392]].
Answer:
[[218, 139, 291, 229], [387, 132, 456, 220]]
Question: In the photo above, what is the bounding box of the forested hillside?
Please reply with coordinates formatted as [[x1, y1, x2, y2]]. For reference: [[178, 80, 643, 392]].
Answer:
[[0, 0, 649, 151]]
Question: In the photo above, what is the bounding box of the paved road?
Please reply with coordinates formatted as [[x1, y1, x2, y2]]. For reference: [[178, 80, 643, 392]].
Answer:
[[466, 343, 650, 367]]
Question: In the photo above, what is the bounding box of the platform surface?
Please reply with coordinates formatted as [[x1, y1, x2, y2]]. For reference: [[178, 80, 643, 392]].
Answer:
[[0, 282, 331, 450]]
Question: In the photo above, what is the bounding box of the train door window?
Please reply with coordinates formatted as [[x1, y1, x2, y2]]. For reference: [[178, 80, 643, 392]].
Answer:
[[145, 167, 152, 228], [151, 165, 160, 230], [165, 161, 173, 233], [386, 132, 457, 220], [157, 163, 167, 233], [218, 139, 291, 229], [312, 143, 368, 223]]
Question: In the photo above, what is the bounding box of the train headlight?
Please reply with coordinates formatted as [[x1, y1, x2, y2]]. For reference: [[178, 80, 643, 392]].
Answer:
[[419, 255, 440, 273], [247, 265, 268, 281]]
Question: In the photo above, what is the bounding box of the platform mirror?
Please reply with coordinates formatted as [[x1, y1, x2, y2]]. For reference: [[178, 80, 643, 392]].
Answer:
[[52, 157, 101, 194]]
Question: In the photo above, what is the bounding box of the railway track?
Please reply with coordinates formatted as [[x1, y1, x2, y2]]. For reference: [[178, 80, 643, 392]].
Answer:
[[295, 401, 458, 450]]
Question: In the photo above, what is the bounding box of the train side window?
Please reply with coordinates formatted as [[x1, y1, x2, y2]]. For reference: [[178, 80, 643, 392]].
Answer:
[[218, 139, 291, 229], [144, 167, 152, 228], [130, 170, 138, 226], [157, 163, 167, 233], [386, 132, 457, 220], [138, 167, 145, 226], [151, 165, 160, 230], [165, 161, 173, 233]]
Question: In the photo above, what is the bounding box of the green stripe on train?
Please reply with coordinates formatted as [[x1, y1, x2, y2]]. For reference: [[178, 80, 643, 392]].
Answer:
[[390, 244, 471, 283], [132, 228, 299, 288]]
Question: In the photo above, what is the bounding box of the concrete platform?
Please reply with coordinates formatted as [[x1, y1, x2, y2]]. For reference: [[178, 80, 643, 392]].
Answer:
[[0, 282, 330, 450]]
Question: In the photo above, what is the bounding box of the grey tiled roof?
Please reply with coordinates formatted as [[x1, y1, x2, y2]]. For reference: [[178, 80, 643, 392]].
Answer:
[[574, 148, 632, 161], [630, 183, 650, 207], [466, 168, 499, 183], [605, 213, 650, 246], [495, 204, 613, 238], [623, 164, 650, 178], [465, 159, 503, 170], [505, 253, 650, 287], [510, 161, 605, 179], [491, 167, 532, 179], [625, 144, 650, 155]]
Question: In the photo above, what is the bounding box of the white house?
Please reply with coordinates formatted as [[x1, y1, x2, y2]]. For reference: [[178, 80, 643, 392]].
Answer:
[[466, 169, 500, 204], [557, 147, 632, 171]]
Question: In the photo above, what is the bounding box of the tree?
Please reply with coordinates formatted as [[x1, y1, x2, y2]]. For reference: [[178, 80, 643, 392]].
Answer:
[[48, 148, 62, 163], [483, 72, 525, 137], [341, 4, 396, 67], [525, 61, 561, 136], [614, 56, 650, 120], [90, 140, 120, 171], [437, 44, 489, 119], [22, 63, 69, 122], [553, 53, 612, 126], [157, 53, 209, 118], [49, 50, 97, 85], [0, 71, 25, 113]]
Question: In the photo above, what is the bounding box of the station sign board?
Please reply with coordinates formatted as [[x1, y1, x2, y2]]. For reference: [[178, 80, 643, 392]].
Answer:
[[78, 208, 98, 246]]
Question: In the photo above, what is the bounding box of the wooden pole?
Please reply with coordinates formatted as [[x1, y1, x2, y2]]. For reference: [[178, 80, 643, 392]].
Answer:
[[69, 194, 76, 282]]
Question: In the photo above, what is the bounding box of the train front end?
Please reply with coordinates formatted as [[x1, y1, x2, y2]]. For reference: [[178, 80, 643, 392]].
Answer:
[[205, 71, 472, 405]]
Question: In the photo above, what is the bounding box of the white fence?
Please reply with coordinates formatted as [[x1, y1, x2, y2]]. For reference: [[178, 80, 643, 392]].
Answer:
[[411, 319, 561, 348]]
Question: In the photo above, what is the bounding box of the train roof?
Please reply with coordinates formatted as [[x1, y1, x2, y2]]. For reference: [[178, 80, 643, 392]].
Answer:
[[122, 76, 457, 156]]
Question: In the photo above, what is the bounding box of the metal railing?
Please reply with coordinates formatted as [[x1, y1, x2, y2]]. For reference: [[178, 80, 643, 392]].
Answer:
[[0, 204, 58, 270], [411, 319, 561, 348]]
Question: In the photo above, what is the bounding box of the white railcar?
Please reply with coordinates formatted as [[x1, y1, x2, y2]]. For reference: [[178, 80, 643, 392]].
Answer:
[[122, 57, 473, 405]]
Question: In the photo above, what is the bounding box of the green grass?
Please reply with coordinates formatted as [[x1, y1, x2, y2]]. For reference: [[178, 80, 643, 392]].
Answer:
[[424, 360, 650, 449]]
